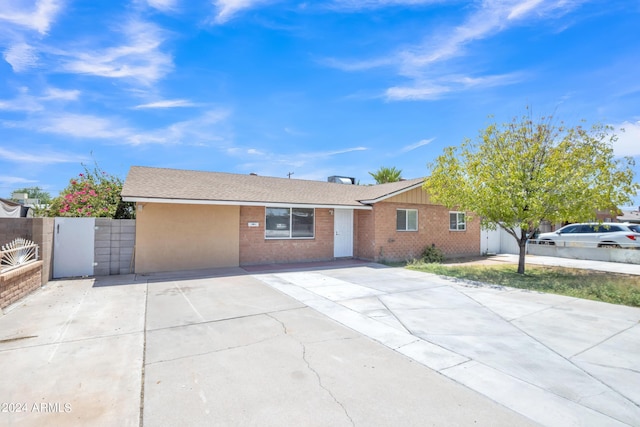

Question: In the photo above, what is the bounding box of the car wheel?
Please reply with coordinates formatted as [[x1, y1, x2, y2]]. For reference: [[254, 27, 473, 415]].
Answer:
[[540, 240, 554, 246], [598, 243, 621, 249]]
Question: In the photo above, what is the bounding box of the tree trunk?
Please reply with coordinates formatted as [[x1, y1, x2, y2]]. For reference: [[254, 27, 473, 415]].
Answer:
[[517, 237, 527, 274]]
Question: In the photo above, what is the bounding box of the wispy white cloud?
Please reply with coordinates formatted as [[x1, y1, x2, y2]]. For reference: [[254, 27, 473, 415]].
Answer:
[[326, 0, 587, 100], [128, 109, 231, 145], [401, 138, 434, 153], [3, 42, 39, 72], [133, 99, 196, 109], [328, 0, 444, 10], [0, 147, 86, 164], [386, 72, 524, 100], [0, 90, 43, 112], [40, 87, 80, 100], [396, 0, 586, 75], [38, 113, 133, 139], [283, 127, 308, 137], [612, 121, 640, 157], [212, 0, 275, 24], [0, 175, 38, 185], [0, 86, 80, 112], [2, 107, 231, 146], [316, 146, 368, 157], [319, 56, 394, 72], [146, 0, 178, 13], [57, 19, 173, 85], [234, 146, 368, 171], [508, 0, 545, 20], [0, 0, 63, 34], [385, 84, 450, 101]]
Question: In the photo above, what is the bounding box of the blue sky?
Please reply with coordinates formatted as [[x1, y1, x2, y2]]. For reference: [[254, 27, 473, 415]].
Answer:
[[1, 0, 639, 204]]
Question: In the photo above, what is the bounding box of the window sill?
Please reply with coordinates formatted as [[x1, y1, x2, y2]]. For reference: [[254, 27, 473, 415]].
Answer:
[[265, 237, 315, 240]]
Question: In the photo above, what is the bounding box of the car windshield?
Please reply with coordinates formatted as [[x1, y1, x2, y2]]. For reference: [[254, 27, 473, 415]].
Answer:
[[627, 224, 640, 233]]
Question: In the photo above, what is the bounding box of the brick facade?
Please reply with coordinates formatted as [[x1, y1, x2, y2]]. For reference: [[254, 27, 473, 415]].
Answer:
[[360, 202, 480, 262], [0, 261, 43, 310], [355, 210, 375, 260], [237, 202, 480, 266], [239, 206, 334, 265]]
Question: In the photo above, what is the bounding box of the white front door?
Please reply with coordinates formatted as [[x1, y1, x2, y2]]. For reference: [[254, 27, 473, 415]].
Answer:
[[334, 209, 354, 258]]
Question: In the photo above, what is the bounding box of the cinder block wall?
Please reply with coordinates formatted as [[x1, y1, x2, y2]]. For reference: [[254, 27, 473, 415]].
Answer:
[[0, 218, 32, 241], [94, 219, 136, 275], [371, 202, 480, 262], [239, 206, 334, 265], [32, 218, 54, 282]]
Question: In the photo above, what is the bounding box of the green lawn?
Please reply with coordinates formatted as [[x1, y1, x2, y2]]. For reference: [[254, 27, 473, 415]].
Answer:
[[407, 262, 640, 307]]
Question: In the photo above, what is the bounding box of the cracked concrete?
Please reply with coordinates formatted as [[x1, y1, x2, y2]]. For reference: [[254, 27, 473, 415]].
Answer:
[[1, 267, 535, 426], [253, 261, 640, 427]]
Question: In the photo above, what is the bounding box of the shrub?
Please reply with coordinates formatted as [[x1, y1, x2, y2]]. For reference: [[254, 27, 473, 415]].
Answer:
[[48, 163, 135, 219], [421, 244, 444, 263]]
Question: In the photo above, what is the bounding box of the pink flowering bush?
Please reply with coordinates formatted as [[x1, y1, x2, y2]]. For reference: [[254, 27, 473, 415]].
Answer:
[[49, 164, 135, 219]]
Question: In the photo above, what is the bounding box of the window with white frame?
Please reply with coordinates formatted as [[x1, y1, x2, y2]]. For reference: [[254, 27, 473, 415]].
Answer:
[[396, 209, 418, 231], [449, 211, 466, 231], [265, 207, 315, 239]]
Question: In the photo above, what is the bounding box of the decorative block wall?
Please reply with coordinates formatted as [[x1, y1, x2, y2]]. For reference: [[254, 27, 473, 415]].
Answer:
[[0, 218, 54, 283]]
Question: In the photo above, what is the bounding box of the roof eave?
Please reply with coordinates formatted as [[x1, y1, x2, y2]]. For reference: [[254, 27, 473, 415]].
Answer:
[[122, 196, 372, 210]]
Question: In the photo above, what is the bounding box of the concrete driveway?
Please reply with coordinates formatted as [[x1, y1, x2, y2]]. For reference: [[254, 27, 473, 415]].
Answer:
[[251, 261, 640, 426], [0, 261, 638, 426]]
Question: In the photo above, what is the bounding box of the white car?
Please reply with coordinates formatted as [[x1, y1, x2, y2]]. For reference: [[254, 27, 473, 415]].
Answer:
[[537, 223, 640, 248]]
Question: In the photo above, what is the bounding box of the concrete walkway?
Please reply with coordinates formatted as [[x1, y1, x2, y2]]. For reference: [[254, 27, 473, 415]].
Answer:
[[0, 268, 534, 427], [252, 261, 640, 426]]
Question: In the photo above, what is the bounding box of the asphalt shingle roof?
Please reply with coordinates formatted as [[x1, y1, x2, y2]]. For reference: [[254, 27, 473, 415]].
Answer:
[[121, 166, 424, 207]]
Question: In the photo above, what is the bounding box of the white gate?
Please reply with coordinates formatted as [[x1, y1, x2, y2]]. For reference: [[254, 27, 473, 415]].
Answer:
[[334, 209, 354, 258], [53, 217, 95, 278], [481, 225, 521, 255], [481, 227, 501, 255]]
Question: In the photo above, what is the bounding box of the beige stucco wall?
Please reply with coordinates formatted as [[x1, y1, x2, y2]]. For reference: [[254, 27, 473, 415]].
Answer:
[[135, 203, 240, 273]]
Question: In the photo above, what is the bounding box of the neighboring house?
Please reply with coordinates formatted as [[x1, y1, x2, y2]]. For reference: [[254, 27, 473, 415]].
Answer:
[[121, 166, 480, 273], [11, 193, 46, 215], [617, 208, 640, 224], [595, 209, 619, 223], [0, 198, 31, 218]]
